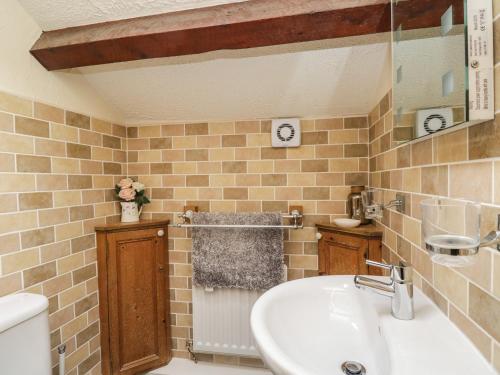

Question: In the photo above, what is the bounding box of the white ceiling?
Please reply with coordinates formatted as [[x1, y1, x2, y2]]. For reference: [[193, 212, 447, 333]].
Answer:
[[17, 0, 248, 30], [17, 0, 391, 124], [77, 38, 391, 124]]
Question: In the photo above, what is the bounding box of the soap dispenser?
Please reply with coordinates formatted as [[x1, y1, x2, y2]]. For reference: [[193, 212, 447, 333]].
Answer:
[[347, 186, 370, 225]]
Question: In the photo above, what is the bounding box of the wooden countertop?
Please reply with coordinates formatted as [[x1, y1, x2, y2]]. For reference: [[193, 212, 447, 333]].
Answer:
[[95, 219, 170, 232], [315, 222, 383, 238]]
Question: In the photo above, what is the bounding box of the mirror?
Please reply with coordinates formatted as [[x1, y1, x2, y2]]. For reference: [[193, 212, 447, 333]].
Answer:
[[391, 0, 494, 143]]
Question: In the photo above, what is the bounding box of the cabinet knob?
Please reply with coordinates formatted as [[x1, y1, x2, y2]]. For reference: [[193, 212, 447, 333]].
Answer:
[[157, 229, 165, 237], [315, 232, 323, 240]]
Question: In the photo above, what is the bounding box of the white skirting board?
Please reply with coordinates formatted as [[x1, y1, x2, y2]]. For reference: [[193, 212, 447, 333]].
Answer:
[[192, 286, 263, 357], [148, 358, 272, 375]]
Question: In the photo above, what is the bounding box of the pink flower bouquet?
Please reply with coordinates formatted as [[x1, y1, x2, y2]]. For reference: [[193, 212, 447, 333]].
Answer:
[[115, 178, 150, 207]]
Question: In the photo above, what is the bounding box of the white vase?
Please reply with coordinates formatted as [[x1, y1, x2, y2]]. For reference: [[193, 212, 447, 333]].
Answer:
[[120, 202, 142, 223]]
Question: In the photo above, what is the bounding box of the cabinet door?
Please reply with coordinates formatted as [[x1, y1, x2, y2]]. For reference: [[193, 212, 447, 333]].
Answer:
[[318, 237, 329, 275], [319, 232, 368, 275], [367, 238, 383, 276], [107, 228, 169, 375], [326, 242, 368, 275]]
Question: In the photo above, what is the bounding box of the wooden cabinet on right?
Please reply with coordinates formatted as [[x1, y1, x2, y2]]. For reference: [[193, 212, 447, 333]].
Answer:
[[316, 223, 383, 276]]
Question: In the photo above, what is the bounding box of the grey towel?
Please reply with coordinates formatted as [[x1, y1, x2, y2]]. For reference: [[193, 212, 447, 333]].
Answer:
[[191, 212, 284, 290]]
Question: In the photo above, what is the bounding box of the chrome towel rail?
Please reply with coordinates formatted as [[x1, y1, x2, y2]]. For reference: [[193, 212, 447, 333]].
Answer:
[[170, 209, 303, 230], [173, 223, 302, 229]]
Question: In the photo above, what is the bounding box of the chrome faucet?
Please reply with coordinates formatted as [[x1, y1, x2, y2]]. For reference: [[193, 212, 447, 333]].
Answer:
[[354, 260, 414, 320]]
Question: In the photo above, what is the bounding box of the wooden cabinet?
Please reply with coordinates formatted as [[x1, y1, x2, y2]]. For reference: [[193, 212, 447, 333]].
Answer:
[[96, 220, 171, 375], [316, 224, 382, 276]]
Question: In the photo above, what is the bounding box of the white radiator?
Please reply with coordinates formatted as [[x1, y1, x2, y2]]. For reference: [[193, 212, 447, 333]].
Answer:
[[192, 264, 287, 357], [192, 286, 263, 357]]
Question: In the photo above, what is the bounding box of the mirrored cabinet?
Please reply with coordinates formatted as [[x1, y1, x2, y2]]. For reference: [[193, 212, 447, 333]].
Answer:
[[391, 0, 494, 143]]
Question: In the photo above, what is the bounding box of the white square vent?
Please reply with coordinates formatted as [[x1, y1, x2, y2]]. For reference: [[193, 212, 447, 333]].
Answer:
[[271, 118, 301, 148], [416, 107, 453, 138]]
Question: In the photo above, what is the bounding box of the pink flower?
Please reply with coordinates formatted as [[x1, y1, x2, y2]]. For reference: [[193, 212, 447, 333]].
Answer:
[[118, 178, 133, 189], [119, 188, 136, 201]]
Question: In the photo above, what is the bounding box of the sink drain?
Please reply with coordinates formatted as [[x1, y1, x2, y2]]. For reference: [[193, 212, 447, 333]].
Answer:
[[341, 361, 366, 375]]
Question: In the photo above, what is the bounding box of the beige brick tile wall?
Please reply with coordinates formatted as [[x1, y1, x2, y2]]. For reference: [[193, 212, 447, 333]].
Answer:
[[367, 10, 500, 369], [369, 91, 500, 370], [0, 88, 370, 371], [3, 12, 499, 371], [0, 90, 126, 375], [128, 117, 369, 363]]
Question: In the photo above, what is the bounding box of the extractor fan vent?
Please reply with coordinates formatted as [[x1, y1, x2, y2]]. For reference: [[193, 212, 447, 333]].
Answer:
[[271, 118, 301, 148]]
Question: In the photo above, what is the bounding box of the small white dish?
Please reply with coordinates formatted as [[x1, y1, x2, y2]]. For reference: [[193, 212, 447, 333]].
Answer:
[[333, 218, 361, 228]]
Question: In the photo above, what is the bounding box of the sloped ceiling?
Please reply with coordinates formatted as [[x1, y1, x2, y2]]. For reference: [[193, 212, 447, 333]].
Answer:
[[17, 0, 391, 124], [78, 39, 391, 124]]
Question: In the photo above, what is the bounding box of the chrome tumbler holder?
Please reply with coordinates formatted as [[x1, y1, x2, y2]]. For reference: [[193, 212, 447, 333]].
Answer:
[[422, 199, 500, 267]]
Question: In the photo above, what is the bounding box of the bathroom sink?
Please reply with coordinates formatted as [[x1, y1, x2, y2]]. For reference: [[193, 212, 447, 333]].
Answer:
[[251, 276, 496, 375], [333, 218, 361, 228]]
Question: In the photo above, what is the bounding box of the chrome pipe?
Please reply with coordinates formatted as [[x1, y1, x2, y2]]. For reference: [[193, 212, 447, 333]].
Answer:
[[58, 344, 66, 375]]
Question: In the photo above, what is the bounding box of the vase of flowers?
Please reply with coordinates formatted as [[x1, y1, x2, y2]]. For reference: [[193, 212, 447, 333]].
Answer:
[[115, 178, 150, 223]]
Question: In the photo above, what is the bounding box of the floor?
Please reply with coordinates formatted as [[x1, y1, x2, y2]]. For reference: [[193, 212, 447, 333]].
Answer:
[[148, 358, 272, 375]]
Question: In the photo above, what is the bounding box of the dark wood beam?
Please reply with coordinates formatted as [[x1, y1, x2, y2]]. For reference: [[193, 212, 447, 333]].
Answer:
[[30, 0, 392, 71], [393, 0, 464, 32]]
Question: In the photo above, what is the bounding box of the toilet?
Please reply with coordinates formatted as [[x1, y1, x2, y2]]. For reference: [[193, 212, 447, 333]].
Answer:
[[0, 293, 51, 375]]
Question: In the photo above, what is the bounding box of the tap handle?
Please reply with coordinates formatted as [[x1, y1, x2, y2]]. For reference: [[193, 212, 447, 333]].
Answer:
[[366, 260, 393, 270], [393, 261, 412, 283], [366, 260, 412, 282]]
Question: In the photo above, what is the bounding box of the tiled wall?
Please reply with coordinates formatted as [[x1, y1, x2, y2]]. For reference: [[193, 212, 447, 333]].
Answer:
[[367, 6, 500, 370], [369, 0, 500, 371], [368, 90, 500, 369], [126, 117, 369, 363], [2, 7, 499, 373], [0, 90, 126, 375]]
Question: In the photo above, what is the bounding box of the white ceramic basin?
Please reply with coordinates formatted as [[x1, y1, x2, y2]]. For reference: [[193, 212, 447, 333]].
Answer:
[[333, 218, 361, 228], [251, 276, 496, 375]]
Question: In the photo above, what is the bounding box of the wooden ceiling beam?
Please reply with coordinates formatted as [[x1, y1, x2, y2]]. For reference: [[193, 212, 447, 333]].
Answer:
[[393, 0, 464, 32], [30, 0, 392, 71]]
